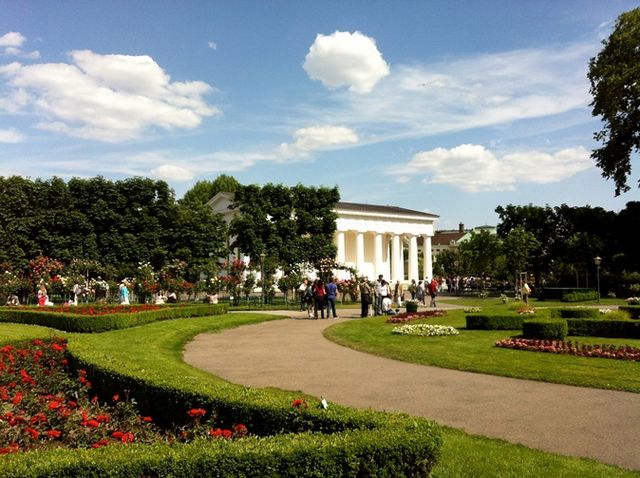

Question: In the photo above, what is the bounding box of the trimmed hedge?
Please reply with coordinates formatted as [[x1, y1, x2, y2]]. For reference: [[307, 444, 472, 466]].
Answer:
[[619, 306, 640, 320], [523, 319, 568, 340], [0, 316, 442, 477], [465, 315, 524, 330], [567, 319, 640, 339], [563, 291, 599, 302], [551, 308, 601, 319], [0, 304, 227, 333]]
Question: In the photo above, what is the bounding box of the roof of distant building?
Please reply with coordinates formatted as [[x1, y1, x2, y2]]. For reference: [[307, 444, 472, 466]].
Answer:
[[336, 201, 439, 219]]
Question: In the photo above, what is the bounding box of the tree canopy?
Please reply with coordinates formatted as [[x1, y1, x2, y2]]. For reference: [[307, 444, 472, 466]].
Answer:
[[588, 7, 640, 195]]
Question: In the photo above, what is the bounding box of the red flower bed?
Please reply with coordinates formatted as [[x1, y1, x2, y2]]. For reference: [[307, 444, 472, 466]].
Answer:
[[495, 338, 640, 361], [386, 309, 446, 323], [0, 338, 248, 455], [8, 304, 164, 316]]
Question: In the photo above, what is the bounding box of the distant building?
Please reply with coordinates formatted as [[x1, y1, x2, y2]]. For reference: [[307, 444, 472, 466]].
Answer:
[[208, 192, 439, 281], [432, 223, 497, 263]]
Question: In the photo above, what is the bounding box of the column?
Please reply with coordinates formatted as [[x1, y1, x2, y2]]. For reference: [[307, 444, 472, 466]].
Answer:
[[392, 234, 401, 281], [356, 232, 365, 274], [374, 233, 383, 277], [423, 235, 433, 280], [408, 235, 419, 281], [336, 231, 346, 264]]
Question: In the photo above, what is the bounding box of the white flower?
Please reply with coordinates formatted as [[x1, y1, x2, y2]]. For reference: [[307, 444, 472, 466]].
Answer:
[[391, 324, 459, 337]]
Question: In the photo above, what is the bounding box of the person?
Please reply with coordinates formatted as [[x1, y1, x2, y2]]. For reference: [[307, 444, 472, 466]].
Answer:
[[37, 282, 48, 307], [118, 281, 130, 305], [208, 293, 219, 304], [408, 279, 417, 300], [415, 280, 425, 305], [359, 276, 372, 318], [393, 280, 403, 307], [521, 281, 531, 305], [428, 277, 439, 308], [374, 274, 384, 315], [381, 296, 395, 314], [298, 279, 308, 311], [304, 281, 314, 318], [325, 277, 338, 319], [312, 279, 327, 319], [72, 283, 83, 305], [379, 279, 390, 312]]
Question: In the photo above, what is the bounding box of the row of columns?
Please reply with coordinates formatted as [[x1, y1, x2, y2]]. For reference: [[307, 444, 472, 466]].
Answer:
[[336, 231, 433, 282]]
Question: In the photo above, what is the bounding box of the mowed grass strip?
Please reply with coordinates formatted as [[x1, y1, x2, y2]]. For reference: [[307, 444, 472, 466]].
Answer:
[[1, 315, 638, 477], [323, 310, 640, 392]]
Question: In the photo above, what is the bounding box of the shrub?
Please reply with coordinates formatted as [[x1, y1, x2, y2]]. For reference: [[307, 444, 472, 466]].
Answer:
[[551, 308, 601, 319], [465, 315, 524, 330], [567, 319, 640, 339], [523, 319, 568, 340], [619, 306, 640, 319], [563, 291, 599, 302], [0, 304, 227, 333], [405, 301, 419, 313]]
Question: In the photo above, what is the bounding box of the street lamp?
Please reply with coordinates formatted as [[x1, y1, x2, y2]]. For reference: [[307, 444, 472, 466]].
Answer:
[[260, 252, 266, 307], [594, 256, 602, 304]]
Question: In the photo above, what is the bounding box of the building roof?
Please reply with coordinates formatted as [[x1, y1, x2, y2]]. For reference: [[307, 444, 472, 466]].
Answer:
[[336, 201, 439, 219], [432, 230, 467, 245]]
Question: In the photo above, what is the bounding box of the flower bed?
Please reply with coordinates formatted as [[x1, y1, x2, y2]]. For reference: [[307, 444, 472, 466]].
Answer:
[[0, 338, 247, 455], [7, 304, 163, 316], [495, 338, 640, 361], [386, 309, 446, 323], [392, 324, 459, 337]]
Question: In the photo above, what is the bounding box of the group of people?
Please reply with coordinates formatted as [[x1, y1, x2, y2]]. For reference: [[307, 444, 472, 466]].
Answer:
[[298, 278, 339, 319], [358, 275, 408, 318], [407, 278, 440, 308]]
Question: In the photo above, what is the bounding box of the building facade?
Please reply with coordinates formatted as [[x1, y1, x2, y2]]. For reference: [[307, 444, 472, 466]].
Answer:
[[208, 193, 438, 282]]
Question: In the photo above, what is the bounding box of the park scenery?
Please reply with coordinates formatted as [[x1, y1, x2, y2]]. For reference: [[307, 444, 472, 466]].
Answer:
[[2, 2, 640, 477]]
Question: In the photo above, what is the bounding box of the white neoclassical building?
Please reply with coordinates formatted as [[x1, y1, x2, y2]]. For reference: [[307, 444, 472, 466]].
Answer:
[[208, 193, 438, 282]]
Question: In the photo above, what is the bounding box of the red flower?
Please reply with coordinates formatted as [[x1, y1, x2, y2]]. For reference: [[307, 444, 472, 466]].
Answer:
[[209, 428, 223, 437], [85, 419, 100, 428], [48, 400, 61, 410], [47, 430, 62, 439], [187, 408, 207, 418], [292, 398, 306, 409], [141, 416, 153, 422], [233, 423, 248, 436], [11, 392, 23, 405], [222, 429, 233, 439], [91, 439, 110, 448], [96, 414, 110, 423], [112, 394, 120, 402], [51, 343, 65, 352], [24, 427, 39, 440], [0, 444, 19, 455]]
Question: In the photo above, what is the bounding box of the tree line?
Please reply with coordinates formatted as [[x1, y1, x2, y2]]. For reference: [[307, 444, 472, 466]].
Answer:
[[434, 202, 640, 296]]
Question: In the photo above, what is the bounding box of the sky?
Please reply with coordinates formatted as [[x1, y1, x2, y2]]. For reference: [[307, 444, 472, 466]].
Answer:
[[1, 0, 639, 229]]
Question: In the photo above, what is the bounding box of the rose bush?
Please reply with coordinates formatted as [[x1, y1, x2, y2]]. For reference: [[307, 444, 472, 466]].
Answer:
[[495, 338, 640, 361]]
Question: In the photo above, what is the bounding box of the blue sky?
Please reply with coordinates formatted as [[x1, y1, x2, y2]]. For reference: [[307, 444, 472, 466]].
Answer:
[[1, 1, 639, 229]]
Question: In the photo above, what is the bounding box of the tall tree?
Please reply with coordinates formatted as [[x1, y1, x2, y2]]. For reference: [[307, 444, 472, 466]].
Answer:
[[588, 7, 640, 195], [180, 174, 240, 206]]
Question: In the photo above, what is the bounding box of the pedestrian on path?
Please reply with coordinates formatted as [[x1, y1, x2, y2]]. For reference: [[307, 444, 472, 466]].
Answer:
[[325, 277, 338, 318], [359, 277, 372, 318], [312, 279, 327, 319]]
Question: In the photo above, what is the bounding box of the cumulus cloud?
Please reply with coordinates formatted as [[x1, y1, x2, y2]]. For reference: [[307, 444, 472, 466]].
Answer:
[[0, 50, 218, 142], [0, 128, 24, 143], [303, 31, 390, 93], [277, 125, 359, 158], [151, 164, 194, 181], [397, 144, 592, 192], [0, 31, 39, 58]]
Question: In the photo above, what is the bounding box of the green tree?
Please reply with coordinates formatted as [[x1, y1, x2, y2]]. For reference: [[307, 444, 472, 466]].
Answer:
[[459, 231, 502, 286], [180, 174, 240, 206], [588, 7, 640, 195], [502, 226, 540, 283]]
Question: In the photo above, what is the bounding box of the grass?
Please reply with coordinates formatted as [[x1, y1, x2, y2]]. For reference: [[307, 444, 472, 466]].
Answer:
[[1, 316, 639, 477], [324, 308, 640, 392]]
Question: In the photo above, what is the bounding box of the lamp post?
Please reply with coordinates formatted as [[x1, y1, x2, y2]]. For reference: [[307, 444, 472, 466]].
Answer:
[[260, 252, 266, 307], [594, 256, 602, 304]]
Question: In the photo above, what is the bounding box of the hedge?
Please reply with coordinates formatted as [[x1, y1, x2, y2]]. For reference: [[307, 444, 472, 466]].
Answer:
[[562, 291, 599, 302], [465, 315, 524, 330], [551, 308, 601, 319], [0, 318, 442, 477], [619, 306, 640, 320], [0, 304, 228, 333], [567, 319, 640, 339], [523, 319, 568, 340]]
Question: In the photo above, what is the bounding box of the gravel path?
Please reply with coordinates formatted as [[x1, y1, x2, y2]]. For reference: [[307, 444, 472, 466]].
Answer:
[[183, 309, 640, 470]]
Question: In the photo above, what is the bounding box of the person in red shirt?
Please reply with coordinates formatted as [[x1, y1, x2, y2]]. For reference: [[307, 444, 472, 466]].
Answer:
[[428, 278, 439, 308], [312, 279, 327, 319]]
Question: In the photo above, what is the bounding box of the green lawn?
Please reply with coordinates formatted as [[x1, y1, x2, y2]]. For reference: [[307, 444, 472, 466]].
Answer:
[[1, 316, 638, 477], [324, 308, 640, 392]]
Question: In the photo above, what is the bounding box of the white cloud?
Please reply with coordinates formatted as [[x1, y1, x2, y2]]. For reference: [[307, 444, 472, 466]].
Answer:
[[397, 144, 592, 192], [0, 31, 39, 58], [0, 128, 24, 143], [277, 125, 359, 158], [208, 41, 217, 50], [0, 50, 219, 142], [0, 32, 25, 47], [303, 31, 390, 93], [151, 164, 194, 181]]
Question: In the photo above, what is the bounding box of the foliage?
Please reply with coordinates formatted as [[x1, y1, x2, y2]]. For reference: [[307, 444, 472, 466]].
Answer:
[[458, 230, 503, 284], [522, 319, 568, 340], [551, 308, 601, 319], [229, 183, 339, 274], [0, 304, 227, 333], [465, 315, 525, 330], [563, 290, 599, 302], [566, 318, 640, 339], [179, 174, 240, 206], [588, 7, 640, 195], [619, 305, 640, 318]]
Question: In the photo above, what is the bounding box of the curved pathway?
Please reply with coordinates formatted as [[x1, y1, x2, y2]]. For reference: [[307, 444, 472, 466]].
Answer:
[[184, 310, 640, 470]]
